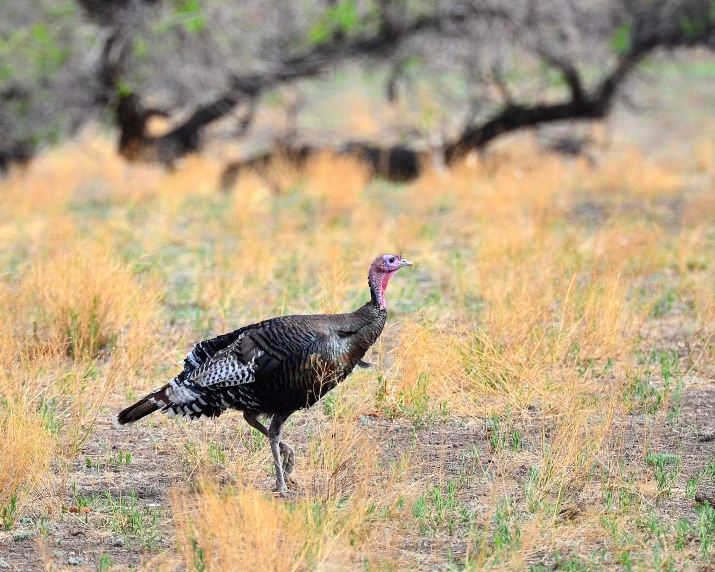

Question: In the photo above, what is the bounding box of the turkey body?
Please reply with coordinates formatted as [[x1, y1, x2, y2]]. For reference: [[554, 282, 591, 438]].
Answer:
[[121, 302, 385, 423]]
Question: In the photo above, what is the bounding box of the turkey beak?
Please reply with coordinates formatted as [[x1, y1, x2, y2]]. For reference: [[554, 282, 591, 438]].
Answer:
[[398, 259, 414, 269]]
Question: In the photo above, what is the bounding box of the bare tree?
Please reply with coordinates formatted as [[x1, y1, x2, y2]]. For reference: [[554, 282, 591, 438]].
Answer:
[[440, 0, 715, 164], [1, 0, 714, 173]]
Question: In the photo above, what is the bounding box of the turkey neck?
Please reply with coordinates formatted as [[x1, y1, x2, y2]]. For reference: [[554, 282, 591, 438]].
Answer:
[[345, 301, 387, 359], [369, 282, 381, 309]]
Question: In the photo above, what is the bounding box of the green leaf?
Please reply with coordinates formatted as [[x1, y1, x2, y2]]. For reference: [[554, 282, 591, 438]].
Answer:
[[610, 23, 632, 56], [116, 79, 132, 98], [332, 0, 359, 32], [308, 22, 331, 45], [26, 22, 71, 76], [133, 38, 150, 59], [176, 0, 206, 34], [308, 0, 361, 45], [0, 64, 13, 82], [31, 23, 51, 45]]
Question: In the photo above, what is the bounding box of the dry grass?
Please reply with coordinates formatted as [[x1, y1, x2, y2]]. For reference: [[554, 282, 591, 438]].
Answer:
[[173, 482, 363, 572], [0, 128, 714, 569], [173, 412, 401, 571], [22, 243, 159, 361], [0, 403, 54, 526], [0, 225, 162, 528]]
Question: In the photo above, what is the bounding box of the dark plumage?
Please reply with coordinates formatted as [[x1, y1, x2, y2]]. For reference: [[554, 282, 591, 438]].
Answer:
[[117, 253, 413, 495]]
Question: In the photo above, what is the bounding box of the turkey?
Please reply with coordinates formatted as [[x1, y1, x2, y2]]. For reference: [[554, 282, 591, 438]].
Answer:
[[117, 253, 413, 495]]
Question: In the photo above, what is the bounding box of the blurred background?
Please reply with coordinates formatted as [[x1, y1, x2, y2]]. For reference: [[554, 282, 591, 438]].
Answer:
[[2, 1, 715, 570], [2, 0, 714, 178]]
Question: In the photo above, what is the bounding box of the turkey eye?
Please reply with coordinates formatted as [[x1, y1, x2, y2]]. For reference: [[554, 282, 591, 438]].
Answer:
[[388, 257, 395, 263]]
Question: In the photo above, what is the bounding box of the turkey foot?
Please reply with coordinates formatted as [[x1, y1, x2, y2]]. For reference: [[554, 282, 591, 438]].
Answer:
[[273, 487, 296, 499]]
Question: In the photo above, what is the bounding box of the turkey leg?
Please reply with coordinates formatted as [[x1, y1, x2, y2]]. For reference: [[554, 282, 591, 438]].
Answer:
[[243, 411, 295, 475], [268, 413, 291, 496]]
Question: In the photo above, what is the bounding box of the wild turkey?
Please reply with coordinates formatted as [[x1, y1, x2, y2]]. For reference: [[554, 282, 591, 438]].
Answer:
[[117, 253, 413, 495]]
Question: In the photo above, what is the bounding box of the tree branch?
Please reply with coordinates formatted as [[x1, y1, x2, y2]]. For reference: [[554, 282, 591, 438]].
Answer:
[[445, 8, 715, 166], [116, 7, 474, 163], [541, 54, 585, 105], [102, 0, 715, 168]]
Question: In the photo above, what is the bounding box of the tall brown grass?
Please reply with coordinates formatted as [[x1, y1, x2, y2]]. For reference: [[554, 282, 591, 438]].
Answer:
[[174, 483, 359, 572], [0, 402, 54, 526], [173, 411, 405, 571], [23, 243, 158, 361], [0, 233, 161, 523]]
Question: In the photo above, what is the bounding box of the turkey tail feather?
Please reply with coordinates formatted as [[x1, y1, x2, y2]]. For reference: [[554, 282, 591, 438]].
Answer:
[[116, 386, 168, 425]]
